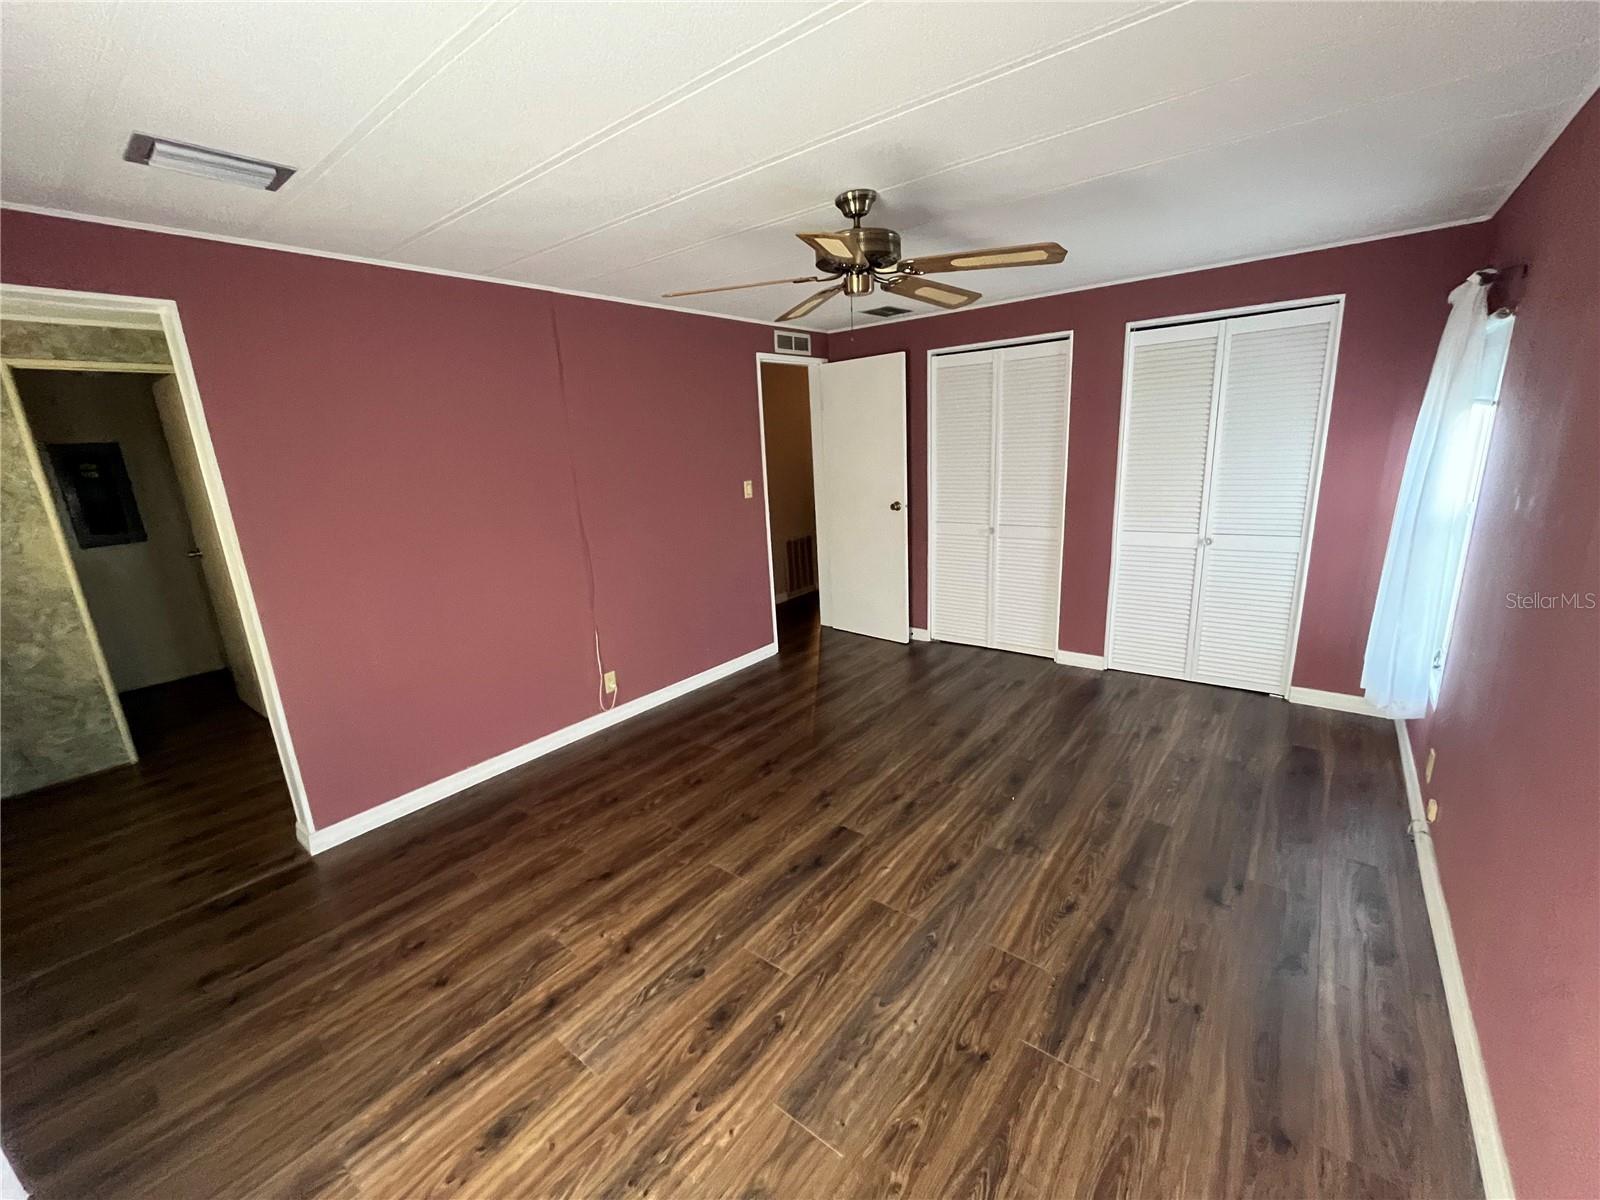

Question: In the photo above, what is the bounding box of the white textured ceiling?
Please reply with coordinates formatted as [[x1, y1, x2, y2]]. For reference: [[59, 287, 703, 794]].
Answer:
[[2, 1, 1597, 331]]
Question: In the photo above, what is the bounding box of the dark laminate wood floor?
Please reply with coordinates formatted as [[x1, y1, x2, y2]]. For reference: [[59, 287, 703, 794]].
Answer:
[[2, 603, 1480, 1199]]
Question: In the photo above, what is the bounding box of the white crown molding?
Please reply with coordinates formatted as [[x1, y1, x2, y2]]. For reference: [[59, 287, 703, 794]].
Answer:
[[1394, 719, 1515, 1199], [1054, 649, 1106, 670], [0, 203, 814, 334], [297, 641, 777, 855], [820, 214, 1493, 334], [3, 204, 1497, 341]]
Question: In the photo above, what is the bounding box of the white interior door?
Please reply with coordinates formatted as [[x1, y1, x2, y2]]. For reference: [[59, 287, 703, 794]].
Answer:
[[992, 341, 1070, 655], [929, 349, 996, 647], [152, 375, 266, 715], [812, 353, 909, 643], [1188, 307, 1335, 692], [930, 339, 1070, 658], [1107, 322, 1222, 680], [1108, 305, 1337, 694]]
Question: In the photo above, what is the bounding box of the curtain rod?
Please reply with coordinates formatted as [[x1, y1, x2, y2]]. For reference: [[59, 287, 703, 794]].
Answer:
[[1475, 263, 1529, 283]]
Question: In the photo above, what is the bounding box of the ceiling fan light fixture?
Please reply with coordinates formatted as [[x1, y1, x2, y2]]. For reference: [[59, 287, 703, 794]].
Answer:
[[659, 189, 1065, 323], [124, 132, 295, 191]]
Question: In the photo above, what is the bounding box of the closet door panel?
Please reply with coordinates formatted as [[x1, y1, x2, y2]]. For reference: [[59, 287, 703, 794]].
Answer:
[[992, 531, 1058, 653], [1117, 327, 1220, 537], [1108, 323, 1221, 676], [930, 350, 997, 647], [1205, 319, 1331, 538], [1190, 539, 1301, 691], [1108, 543, 1199, 677], [993, 342, 1069, 656], [1191, 309, 1334, 692]]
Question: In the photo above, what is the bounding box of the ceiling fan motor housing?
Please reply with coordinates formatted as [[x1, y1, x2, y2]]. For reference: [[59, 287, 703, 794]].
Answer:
[[812, 227, 902, 275]]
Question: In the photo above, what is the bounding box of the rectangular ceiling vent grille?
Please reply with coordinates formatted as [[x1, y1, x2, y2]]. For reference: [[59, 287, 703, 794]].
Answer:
[[864, 306, 913, 318], [774, 330, 812, 355]]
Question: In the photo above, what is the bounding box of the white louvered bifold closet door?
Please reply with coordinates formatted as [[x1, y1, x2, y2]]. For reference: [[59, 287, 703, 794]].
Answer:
[[930, 349, 997, 647], [992, 342, 1070, 654], [1107, 322, 1222, 679], [1189, 306, 1335, 692], [930, 339, 1070, 657]]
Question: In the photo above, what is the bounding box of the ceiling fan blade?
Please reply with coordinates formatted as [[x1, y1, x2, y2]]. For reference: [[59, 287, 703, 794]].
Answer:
[[661, 274, 826, 298], [777, 283, 843, 323], [899, 242, 1067, 274], [883, 276, 981, 310], [797, 230, 863, 266]]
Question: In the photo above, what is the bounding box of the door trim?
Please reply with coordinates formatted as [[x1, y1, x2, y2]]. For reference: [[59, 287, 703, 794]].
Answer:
[[926, 330, 1073, 657], [1104, 296, 1345, 693], [754, 351, 825, 646], [1, 283, 314, 838]]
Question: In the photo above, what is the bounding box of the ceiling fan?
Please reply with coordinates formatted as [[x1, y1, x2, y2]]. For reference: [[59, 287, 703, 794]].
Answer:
[[662, 188, 1067, 323]]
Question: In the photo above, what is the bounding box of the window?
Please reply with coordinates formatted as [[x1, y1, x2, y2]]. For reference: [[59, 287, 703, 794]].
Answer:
[[1430, 312, 1514, 704]]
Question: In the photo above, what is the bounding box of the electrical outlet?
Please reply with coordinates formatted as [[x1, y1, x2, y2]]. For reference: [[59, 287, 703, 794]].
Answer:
[[1426, 797, 1439, 823], [743, 480, 753, 499], [603, 670, 617, 695], [1425, 747, 1436, 783]]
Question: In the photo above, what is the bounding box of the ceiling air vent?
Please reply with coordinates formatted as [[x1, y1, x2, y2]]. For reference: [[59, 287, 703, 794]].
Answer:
[[863, 306, 913, 318], [774, 330, 812, 355]]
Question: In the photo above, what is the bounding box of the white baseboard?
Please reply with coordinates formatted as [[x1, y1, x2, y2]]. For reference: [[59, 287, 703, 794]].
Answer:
[[1286, 685, 1384, 716], [1395, 720, 1515, 1199], [1, 1148, 26, 1200], [909, 627, 931, 642], [297, 642, 779, 855], [1053, 649, 1106, 670]]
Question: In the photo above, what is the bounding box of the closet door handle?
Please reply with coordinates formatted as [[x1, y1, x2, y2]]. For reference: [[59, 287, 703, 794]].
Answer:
[[1200, 536, 1214, 546], [889, 501, 903, 511]]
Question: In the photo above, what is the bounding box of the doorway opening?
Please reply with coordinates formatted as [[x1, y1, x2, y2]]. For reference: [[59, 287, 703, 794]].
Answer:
[[12, 366, 264, 750], [2, 287, 319, 946], [1, 297, 308, 979], [758, 355, 821, 652]]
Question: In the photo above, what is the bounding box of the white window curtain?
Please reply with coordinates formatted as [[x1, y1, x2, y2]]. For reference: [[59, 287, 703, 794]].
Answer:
[[1363, 275, 1513, 717]]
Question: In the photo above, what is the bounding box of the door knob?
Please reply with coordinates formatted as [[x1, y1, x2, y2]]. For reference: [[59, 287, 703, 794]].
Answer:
[[186, 549, 204, 559], [889, 501, 903, 511]]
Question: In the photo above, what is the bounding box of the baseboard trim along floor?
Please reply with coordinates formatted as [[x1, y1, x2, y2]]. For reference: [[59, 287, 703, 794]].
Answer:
[[1395, 718, 1516, 1199], [296, 642, 779, 855], [1053, 649, 1107, 670]]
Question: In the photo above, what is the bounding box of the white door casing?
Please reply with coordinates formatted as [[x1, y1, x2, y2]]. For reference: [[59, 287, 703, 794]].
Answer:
[[812, 353, 909, 643]]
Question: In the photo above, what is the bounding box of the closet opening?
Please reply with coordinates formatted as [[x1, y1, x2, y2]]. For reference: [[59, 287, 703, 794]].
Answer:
[[926, 331, 1072, 659], [1106, 296, 1345, 696]]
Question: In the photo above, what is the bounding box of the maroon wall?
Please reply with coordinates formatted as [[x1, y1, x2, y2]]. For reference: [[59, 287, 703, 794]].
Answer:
[[1, 212, 807, 826], [830, 223, 1492, 692], [1410, 93, 1599, 1200]]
